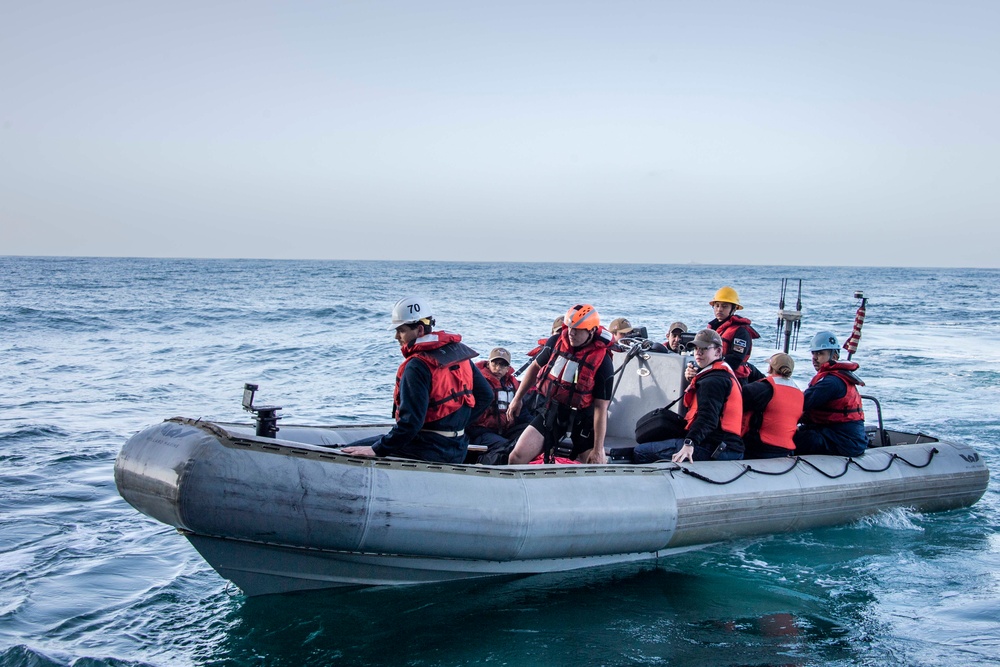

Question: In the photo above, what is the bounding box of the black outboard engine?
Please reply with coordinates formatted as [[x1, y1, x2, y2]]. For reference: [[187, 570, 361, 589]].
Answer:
[[241, 383, 282, 438]]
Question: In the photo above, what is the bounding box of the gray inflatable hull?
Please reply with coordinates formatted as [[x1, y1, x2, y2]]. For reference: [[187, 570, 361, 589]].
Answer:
[[115, 418, 989, 596]]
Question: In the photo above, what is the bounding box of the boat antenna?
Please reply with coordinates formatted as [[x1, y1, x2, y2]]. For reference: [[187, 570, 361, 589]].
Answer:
[[775, 278, 802, 353], [843, 291, 867, 360]]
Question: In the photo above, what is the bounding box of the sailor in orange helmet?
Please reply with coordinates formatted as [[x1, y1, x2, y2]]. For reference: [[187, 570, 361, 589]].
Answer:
[[506, 304, 615, 464]]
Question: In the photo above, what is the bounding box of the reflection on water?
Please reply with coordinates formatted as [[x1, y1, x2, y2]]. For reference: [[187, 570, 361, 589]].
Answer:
[[210, 562, 876, 667]]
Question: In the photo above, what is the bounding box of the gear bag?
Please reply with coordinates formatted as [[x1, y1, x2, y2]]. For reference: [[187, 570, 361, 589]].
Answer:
[[634, 397, 685, 444]]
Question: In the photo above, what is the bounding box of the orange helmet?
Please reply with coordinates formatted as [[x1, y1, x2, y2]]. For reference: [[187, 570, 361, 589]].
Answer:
[[564, 303, 600, 330]]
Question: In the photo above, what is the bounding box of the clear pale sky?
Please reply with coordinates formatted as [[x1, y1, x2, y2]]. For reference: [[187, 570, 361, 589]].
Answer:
[[2, 1, 998, 267]]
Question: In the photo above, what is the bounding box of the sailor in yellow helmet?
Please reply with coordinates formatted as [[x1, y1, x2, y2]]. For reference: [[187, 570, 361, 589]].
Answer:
[[695, 286, 762, 383]]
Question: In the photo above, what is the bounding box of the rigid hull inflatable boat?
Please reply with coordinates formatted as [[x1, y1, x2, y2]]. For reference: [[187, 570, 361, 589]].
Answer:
[[115, 349, 990, 596]]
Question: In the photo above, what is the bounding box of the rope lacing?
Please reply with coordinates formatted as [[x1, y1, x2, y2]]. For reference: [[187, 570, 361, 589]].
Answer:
[[660, 448, 939, 485]]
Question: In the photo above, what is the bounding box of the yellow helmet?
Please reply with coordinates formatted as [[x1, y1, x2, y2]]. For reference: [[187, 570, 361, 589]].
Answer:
[[709, 286, 743, 310]]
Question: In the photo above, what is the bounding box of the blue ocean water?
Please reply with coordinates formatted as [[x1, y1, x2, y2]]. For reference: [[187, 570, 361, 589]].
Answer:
[[1, 256, 998, 666]]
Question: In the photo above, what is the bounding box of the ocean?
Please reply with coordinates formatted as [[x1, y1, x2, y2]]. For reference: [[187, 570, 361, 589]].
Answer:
[[1, 256, 998, 666]]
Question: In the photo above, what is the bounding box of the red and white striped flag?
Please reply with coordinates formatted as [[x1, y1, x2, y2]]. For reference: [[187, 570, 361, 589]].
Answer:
[[843, 301, 866, 356]]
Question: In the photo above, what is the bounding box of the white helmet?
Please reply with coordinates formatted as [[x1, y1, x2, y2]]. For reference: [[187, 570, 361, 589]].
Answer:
[[388, 296, 433, 329], [809, 331, 840, 352]]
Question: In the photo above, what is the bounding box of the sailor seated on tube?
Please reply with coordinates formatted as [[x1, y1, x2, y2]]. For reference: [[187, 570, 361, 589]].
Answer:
[[632, 329, 745, 464], [341, 296, 493, 464], [740, 352, 803, 459], [793, 331, 867, 458]]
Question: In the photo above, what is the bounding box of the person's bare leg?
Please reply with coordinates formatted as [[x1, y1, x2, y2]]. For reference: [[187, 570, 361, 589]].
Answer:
[[508, 425, 545, 464]]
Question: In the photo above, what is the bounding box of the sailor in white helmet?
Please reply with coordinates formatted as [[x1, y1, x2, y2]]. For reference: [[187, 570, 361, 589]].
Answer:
[[341, 296, 493, 464], [793, 331, 867, 457]]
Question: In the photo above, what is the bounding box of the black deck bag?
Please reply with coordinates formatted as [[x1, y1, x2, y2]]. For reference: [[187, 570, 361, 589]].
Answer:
[[634, 398, 685, 444]]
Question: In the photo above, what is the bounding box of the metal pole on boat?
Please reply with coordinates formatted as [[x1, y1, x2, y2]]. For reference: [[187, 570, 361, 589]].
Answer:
[[776, 278, 802, 354]]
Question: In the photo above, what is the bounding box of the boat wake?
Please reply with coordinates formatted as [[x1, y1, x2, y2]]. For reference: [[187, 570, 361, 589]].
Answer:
[[857, 506, 925, 531]]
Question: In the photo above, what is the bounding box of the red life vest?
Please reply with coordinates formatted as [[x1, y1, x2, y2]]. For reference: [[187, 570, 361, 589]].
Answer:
[[684, 360, 743, 435], [526, 337, 548, 359], [742, 376, 804, 450], [473, 359, 520, 431], [536, 328, 612, 410], [806, 361, 865, 424], [713, 315, 760, 379], [394, 331, 476, 423]]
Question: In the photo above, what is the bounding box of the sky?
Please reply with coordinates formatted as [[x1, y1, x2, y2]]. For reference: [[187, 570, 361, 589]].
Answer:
[[1, 1, 998, 267]]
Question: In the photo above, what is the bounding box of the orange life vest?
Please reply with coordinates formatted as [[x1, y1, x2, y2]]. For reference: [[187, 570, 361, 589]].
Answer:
[[394, 331, 476, 423], [742, 376, 804, 450], [684, 360, 743, 435]]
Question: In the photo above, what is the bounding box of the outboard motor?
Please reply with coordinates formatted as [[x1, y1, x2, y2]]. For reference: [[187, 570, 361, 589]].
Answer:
[[241, 383, 282, 438]]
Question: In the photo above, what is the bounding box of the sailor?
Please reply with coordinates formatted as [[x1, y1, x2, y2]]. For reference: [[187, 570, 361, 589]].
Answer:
[[633, 329, 745, 464], [506, 303, 615, 464], [793, 331, 868, 457], [467, 346, 521, 449], [740, 352, 804, 458], [608, 317, 634, 344], [341, 296, 494, 464], [664, 321, 688, 353], [517, 315, 568, 426], [689, 286, 762, 383]]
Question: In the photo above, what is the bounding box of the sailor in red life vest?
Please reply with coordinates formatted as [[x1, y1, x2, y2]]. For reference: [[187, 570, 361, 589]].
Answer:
[[741, 352, 804, 458], [686, 286, 762, 384], [467, 347, 521, 449], [506, 304, 615, 464], [518, 315, 569, 426], [341, 296, 494, 464], [634, 329, 745, 464], [793, 331, 868, 457]]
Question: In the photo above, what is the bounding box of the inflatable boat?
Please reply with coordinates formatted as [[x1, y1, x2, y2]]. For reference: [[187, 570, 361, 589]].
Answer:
[[114, 345, 989, 596]]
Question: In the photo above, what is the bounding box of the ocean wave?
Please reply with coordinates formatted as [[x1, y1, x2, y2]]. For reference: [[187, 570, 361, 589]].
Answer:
[[0, 425, 71, 442], [0, 644, 160, 667]]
